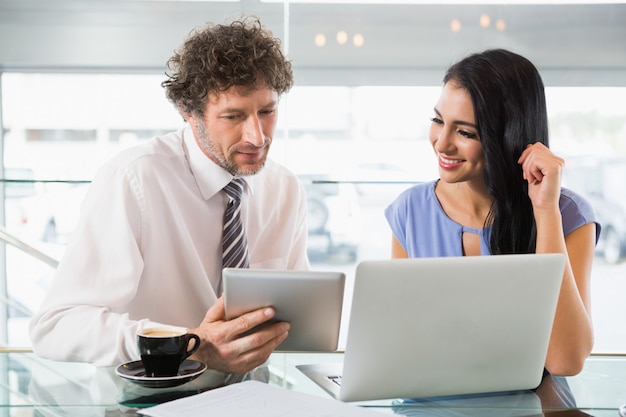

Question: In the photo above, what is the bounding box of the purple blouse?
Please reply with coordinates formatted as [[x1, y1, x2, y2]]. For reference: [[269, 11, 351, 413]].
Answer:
[[385, 180, 601, 257]]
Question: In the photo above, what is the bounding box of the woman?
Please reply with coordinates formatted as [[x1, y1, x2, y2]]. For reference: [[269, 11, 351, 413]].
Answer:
[[385, 49, 600, 376]]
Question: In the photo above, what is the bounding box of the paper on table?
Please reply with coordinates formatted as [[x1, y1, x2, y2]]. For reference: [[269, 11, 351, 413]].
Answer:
[[138, 380, 394, 417]]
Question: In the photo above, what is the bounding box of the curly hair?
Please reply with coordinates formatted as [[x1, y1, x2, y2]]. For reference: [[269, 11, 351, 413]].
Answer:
[[443, 49, 549, 255], [162, 17, 294, 116]]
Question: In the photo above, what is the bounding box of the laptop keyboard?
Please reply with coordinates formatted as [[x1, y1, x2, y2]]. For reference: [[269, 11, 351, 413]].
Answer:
[[327, 375, 343, 386]]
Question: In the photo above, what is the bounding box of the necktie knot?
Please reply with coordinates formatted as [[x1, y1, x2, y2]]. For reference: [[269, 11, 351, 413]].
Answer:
[[223, 178, 245, 202]]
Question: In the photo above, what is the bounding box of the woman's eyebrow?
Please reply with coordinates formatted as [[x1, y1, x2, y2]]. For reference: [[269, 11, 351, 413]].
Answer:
[[433, 106, 477, 129]]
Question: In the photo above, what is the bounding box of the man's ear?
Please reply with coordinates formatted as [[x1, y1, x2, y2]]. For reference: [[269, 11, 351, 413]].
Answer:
[[180, 111, 194, 123], [182, 111, 195, 124]]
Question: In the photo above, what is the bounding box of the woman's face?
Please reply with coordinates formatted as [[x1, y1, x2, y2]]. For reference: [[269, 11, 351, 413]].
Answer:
[[429, 81, 485, 185]]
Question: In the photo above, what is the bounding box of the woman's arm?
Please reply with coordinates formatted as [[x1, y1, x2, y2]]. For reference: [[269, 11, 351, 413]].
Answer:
[[536, 215, 595, 375], [519, 143, 595, 375], [391, 236, 409, 258]]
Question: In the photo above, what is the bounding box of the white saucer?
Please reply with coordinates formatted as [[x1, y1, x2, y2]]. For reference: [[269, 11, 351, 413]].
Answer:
[[115, 359, 207, 388]]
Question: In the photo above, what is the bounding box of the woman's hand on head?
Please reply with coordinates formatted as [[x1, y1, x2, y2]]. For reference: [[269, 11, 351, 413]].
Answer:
[[517, 142, 564, 212]]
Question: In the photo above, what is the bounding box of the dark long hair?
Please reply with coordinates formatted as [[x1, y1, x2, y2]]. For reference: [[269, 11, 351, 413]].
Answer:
[[443, 49, 549, 254]]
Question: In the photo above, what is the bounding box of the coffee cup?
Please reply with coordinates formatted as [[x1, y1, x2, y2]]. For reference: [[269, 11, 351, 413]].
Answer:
[[137, 325, 201, 377]]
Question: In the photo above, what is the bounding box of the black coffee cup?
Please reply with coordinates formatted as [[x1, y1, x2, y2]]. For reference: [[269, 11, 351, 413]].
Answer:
[[137, 326, 201, 377]]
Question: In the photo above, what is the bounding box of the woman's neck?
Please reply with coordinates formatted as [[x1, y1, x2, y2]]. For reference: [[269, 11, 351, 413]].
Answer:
[[435, 180, 493, 229]]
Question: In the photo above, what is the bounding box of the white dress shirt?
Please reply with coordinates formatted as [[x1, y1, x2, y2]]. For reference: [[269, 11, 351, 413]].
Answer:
[[29, 126, 310, 367]]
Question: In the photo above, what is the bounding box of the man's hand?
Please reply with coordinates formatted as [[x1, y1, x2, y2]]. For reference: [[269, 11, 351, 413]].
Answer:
[[188, 296, 290, 375]]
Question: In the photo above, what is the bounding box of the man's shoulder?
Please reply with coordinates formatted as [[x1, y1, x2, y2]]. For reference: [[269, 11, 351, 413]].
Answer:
[[103, 130, 185, 168], [260, 158, 293, 173], [119, 130, 183, 159], [248, 159, 303, 193], [257, 158, 299, 181], [91, 129, 186, 185]]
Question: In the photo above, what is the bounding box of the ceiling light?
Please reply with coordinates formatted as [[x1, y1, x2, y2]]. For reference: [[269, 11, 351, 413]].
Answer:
[[315, 33, 327, 47], [336, 31, 348, 45], [450, 19, 462, 32], [480, 14, 491, 28], [353, 33, 365, 47]]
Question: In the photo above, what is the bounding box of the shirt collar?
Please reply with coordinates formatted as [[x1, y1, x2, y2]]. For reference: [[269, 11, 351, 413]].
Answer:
[[182, 126, 252, 200]]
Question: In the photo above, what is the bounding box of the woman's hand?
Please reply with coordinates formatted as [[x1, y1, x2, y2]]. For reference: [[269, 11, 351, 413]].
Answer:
[[517, 142, 564, 212]]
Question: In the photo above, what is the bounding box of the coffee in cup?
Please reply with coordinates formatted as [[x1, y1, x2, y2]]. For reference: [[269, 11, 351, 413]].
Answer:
[[137, 325, 201, 377]]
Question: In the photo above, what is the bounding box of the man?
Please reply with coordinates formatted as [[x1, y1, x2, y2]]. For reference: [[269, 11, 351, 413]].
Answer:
[[29, 17, 309, 378]]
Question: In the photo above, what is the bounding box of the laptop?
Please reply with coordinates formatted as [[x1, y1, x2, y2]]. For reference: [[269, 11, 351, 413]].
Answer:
[[223, 268, 345, 351], [297, 253, 566, 402]]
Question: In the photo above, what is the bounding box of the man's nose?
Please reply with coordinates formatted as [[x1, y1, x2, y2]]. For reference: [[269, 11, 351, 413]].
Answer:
[[243, 116, 265, 147]]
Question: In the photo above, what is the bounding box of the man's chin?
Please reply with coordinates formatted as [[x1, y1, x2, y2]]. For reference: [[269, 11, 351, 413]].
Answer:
[[234, 161, 266, 177], [229, 151, 267, 175]]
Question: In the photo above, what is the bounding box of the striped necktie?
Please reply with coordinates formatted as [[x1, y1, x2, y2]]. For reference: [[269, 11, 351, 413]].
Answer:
[[222, 178, 250, 272]]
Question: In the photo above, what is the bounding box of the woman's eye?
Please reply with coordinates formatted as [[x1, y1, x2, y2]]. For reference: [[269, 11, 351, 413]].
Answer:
[[459, 130, 478, 139], [430, 117, 443, 125]]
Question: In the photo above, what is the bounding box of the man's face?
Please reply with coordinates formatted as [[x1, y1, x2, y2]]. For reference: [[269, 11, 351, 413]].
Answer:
[[186, 85, 279, 176]]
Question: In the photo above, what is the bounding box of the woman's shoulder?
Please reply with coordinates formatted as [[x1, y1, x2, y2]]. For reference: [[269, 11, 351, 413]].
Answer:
[[397, 180, 437, 203], [559, 187, 595, 216], [386, 180, 439, 220], [560, 187, 602, 241]]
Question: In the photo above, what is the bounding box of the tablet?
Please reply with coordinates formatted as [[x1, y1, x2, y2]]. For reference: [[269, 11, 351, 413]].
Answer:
[[222, 268, 346, 352]]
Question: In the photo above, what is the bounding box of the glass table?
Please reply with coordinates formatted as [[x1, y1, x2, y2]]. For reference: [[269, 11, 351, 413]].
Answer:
[[0, 350, 624, 416]]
